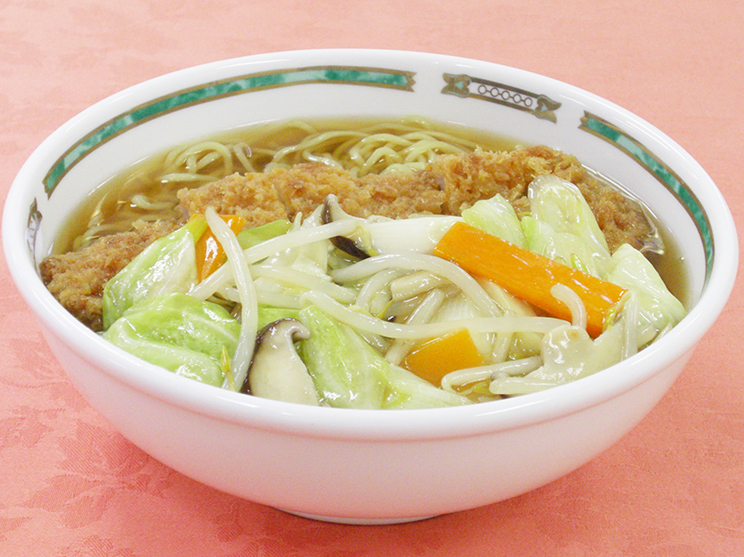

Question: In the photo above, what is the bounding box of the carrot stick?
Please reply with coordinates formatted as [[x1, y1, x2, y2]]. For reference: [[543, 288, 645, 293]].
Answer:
[[195, 214, 246, 281], [402, 328, 485, 386], [433, 222, 626, 337]]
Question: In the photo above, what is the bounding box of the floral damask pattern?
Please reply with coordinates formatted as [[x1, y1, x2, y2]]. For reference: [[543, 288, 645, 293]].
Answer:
[[24, 422, 176, 529], [2, 0, 744, 555]]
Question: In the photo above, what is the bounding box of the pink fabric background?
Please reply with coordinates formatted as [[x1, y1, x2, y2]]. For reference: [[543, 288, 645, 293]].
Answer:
[[1, 1, 742, 555]]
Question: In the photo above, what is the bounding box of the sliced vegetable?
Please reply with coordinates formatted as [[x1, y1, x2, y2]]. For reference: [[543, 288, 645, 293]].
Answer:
[[237, 219, 292, 250], [402, 328, 485, 386], [488, 321, 625, 395], [521, 216, 605, 277], [428, 292, 494, 356], [255, 213, 334, 277], [297, 305, 387, 409], [367, 216, 461, 255], [605, 243, 687, 339], [477, 278, 542, 358], [461, 193, 525, 247], [103, 293, 240, 387], [383, 364, 472, 409], [102, 218, 208, 330], [194, 214, 246, 281], [244, 319, 319, 406], [527, 175, 611, 277], [296, 305, 472, 409], [433, 222, 626, 337]]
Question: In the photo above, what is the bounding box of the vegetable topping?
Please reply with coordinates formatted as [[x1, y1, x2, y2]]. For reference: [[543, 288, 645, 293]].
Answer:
[[79, 165, 686, 406], [433, 221, 627, 338]]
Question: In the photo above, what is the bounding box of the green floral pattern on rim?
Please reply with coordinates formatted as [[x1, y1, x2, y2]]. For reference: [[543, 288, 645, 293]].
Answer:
[[42, 66, 416, 197], [580, 111, 713, 278]]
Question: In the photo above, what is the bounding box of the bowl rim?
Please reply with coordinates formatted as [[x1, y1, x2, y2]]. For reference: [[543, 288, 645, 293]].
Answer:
[[3, 48, 739, 441]]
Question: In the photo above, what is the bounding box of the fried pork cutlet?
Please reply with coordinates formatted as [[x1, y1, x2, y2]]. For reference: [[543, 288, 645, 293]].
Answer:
[[42, 145, 653, 330], [178, 162, 447, 222], [39, 220, 181, 331], [428, 145, 651, 251], [179, 145, 651, 252]]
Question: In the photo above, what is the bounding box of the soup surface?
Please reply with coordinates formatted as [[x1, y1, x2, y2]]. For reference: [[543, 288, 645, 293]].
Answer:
[[56, 117, 520, 254]]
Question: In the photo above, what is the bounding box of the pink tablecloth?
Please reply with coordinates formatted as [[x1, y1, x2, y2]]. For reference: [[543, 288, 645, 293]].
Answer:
[[1, 1, 742, 555]]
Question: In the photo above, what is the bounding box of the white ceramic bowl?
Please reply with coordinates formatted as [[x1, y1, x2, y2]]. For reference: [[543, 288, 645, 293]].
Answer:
[[3, 49, 738, 524]]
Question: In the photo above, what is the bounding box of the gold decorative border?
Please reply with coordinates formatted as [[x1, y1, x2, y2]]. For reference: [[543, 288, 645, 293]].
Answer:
[[442, 73, 561, 122]]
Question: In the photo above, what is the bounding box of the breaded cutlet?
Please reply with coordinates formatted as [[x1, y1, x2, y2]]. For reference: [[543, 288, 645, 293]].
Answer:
[[42, 145, 653, 330]]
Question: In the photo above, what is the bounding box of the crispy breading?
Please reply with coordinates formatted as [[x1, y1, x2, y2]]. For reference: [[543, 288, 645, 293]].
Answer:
[[269, 164, 371, 219], [177, 172, 288, 227], [359, 169, 445, 217], [429, 145, 590, 215], [428, 146, 651, 250], [40, 220, 181, 331], [181, 162, 448, 222]]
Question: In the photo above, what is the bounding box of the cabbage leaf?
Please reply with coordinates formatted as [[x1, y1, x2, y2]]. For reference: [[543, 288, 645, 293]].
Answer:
[[488, 322, 625, 396], [103, 293, 240, 387], [461, 193, 525, 247], [524, 175, 611, 277], [605, 243, 687, 339], [102, 218, 207, 330], [298, 305, 387, 408], [237, 219, 292, 250], [297, 305, 470, 409]]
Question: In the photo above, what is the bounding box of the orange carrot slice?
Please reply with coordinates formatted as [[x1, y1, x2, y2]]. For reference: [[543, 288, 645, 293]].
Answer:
[[402, 328, 485, 386], [433, 222, 626, 337], [195, 215, 246, 281]]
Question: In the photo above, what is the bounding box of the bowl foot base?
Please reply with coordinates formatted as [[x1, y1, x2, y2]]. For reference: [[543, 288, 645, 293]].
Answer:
[[281, 509, 437, 525]]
